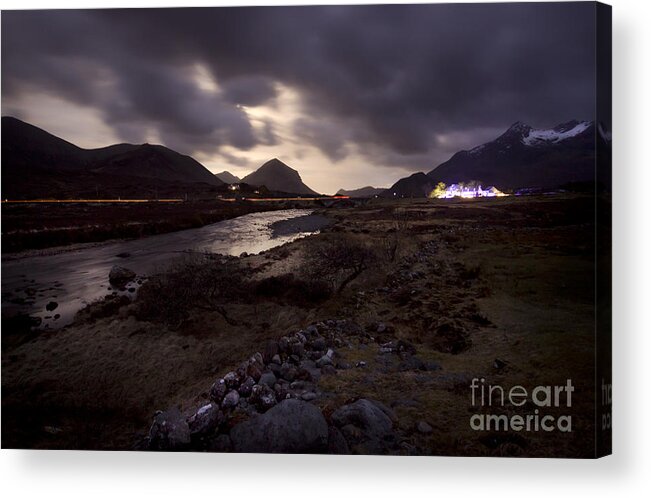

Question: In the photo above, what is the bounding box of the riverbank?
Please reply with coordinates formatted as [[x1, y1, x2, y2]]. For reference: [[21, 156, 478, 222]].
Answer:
[[1, 209, 330, 332], [1, 194, 601, 455], [1, 200, 281, 253]]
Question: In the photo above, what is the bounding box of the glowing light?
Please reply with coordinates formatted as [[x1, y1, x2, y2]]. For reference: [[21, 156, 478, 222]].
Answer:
[[431, 183, 508, 199]]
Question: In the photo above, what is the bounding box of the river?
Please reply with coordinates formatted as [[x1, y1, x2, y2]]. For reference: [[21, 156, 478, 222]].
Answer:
[[1, 209, 329, 329]]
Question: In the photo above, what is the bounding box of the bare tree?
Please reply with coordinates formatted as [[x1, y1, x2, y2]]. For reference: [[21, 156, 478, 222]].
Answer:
[[303, 235, 375, 293]]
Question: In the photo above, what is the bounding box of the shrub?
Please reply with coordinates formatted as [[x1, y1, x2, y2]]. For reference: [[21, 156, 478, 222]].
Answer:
[[254, 273, 332, 306], [134, 253, 246, 327], [302, 235, 376, 293]]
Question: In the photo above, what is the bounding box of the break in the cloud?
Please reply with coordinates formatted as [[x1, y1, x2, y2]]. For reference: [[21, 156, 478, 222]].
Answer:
[[1, 3, 598, 193]]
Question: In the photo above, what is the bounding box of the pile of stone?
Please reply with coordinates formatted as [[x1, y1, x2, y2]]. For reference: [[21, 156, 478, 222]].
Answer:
[[146, 319, 404, 453]]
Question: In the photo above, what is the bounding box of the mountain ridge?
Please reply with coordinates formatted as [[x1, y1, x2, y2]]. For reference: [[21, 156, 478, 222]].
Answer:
[[215, 171, 241, 184], [336, 186, 386, 198], [1, 116, 223, 187], [382, 119, 608, 197]]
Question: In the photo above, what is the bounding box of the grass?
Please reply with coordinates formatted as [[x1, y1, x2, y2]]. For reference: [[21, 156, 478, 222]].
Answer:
[[2, 193, 600, 456]]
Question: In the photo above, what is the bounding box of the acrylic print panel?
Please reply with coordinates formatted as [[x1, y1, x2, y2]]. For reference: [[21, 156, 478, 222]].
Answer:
[[0, 2, 611, 457]]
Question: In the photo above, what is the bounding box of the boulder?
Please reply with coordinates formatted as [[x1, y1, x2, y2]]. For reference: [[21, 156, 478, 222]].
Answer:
[[316, 355, 333, 368], [258, 371, 277, 388], [188, 403, 223, 436], [330, 399, 398, 454], [328, 426, 351, 454], [223, 371, 240, 389], [230, 399, 328, 453], [250, 383, 277, 412], [280, 363, 297, 382], [148, 408, 191, 450], [208, 434, 233, 453], [222, 390, 240, 410], [209, 378, 227, 404], [108, 265, 136, 287], [238, 376, 256, 397], [311, 337, 327, 351], [290, 342, 305, 357]]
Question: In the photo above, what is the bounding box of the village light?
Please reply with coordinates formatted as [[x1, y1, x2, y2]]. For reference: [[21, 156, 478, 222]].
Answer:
[[430, 182, 508, 199]]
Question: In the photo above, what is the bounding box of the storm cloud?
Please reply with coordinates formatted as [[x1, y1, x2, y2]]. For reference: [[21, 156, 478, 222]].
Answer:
[[1, 3, 597, 188]]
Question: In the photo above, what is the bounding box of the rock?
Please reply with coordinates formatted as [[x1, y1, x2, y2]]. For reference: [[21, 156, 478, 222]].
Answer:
[[223, 371, 240, 389], [45, 301, 58, 312], [246, 364, 262, 382], [290, 342, 305, 357], [416, 421, 433, 434], [250, 384, 277, 412], [311, 337, 327, 351], [221, 390, 240, 410], [328, 426, 350, 454], [230, 399, 328, 453], [493, 358, 508, 370], [331, 399, 397, 454], [188, 403, 223, 436], [240, 251, 248, 258], [268, 362, 282, 377], [289, 380, 313, 391], [295, 367, 315, 382], [208, 434, 233, 453], [278, 336, 290, 354], [148, 408, 191, 450], [280, 363, 297, 382], [301, 392, 318, 401], [209, 379, 227, 404], [274, 382, 291, 401], [252, 352, 264, 365], [238, 376, 256, 397], [271, 354, 282, 365], [300, 359, 317, 370], [258, 371, 277, 388], [355, 361, 367, 368], [108, 265, 136, 287], [316, 355, 333, 368]]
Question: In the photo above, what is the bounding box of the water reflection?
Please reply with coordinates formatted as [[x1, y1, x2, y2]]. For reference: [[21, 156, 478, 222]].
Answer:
[[1, 209, 327, 329]]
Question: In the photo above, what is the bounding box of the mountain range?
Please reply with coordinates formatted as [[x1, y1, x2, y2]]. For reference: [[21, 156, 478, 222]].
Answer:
[[2, 116, 608, 200], [1, 118, 320, 199], [215, 171, 241, 184], [383, 120, 610, 197], [335, 186, 386, 198]]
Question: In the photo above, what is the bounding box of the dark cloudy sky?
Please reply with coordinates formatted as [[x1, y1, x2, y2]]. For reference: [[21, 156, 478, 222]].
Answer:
[[1, 2, 598, 193]]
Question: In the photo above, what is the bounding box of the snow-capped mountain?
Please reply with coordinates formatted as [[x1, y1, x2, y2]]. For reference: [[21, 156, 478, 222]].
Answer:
[[381, 119, 610, 197], [521, 120, 592, 146], [426, 120, 609, 190]]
